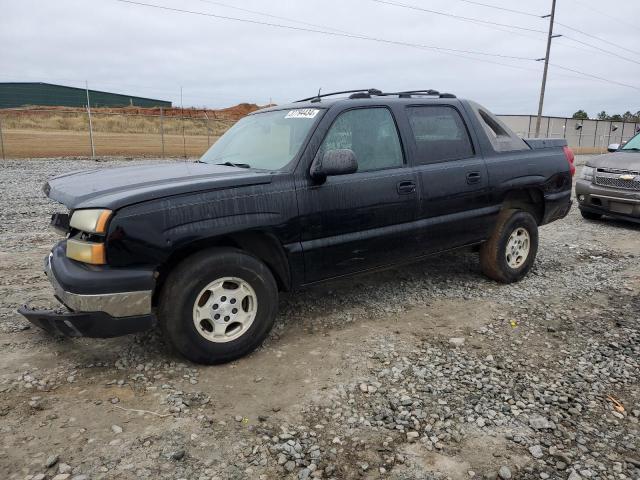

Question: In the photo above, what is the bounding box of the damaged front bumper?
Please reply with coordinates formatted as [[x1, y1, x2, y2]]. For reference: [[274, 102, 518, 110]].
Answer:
[[18, 306, 156, 338], [18, 242, 157, 338]]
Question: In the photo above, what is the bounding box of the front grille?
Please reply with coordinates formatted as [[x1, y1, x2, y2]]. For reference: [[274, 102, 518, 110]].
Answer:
[[594, 169, 640, 191]]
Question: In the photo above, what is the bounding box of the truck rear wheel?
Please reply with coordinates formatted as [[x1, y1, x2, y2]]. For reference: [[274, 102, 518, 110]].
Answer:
[[158, 248, 278, 364], [480, 209, 539, 283]]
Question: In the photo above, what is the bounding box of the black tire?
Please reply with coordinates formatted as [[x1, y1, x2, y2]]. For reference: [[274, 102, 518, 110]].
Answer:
[[158, 248, 278, 365], [480, 209, 539, 284], [580, 209, 602, 221]]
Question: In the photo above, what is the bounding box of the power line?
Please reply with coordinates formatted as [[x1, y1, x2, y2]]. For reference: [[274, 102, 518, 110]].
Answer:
[[189, 0, 639, 70], [567, 0, 640, 34], [559, 35, 640, 66], [196, 0, 640, 74], [194, 0, 547, 46], [459, 19, 545, 43], [111, 0, 537, 60], [369, 0, 547, 34], [433, 0, 541, 18], [107, 0, 541, 78], [191, 0, 351, 34], [400, 0, 640, 59], [550, 36, 629, 59], [549, 63, 640, 92], [178, 0, 640, 76], [202, 0, 548, 47], [369, 0, 640, 67], [555, 21, 640, 57], [106, 0, 640, 94], [192, 0, 583, 65], [458, 21, 634, 68]]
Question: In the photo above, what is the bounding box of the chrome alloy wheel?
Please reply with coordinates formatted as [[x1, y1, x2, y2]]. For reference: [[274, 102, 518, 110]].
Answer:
[[192, 277, 257, 343], [505, 227, 530, 269]]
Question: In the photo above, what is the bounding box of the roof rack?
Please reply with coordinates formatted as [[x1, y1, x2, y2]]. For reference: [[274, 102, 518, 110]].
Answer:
[[296, 89, 381, 103], [295, 88, 456, 103]]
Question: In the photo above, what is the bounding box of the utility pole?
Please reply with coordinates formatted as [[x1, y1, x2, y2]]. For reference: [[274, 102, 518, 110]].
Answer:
[[534, 0, 560, 137]]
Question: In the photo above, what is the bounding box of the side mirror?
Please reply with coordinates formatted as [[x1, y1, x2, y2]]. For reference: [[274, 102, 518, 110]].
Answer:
[[310, 149, 358, 183], [607, 143, 620, 152]]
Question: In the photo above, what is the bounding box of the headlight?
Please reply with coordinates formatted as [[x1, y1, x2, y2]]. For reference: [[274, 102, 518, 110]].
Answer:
[[66, 238, 106, 264], [579, 166, 594, 181], [69, 209, 112, 234]]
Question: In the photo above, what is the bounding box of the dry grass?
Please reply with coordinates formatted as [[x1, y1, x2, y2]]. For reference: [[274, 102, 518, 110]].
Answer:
[[0, 110, 233, 136], [0, 107, 242, 157], [2, 129, 219, 158]]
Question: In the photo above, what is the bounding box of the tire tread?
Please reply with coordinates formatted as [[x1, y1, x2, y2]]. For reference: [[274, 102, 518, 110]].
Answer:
[[480, 209, 538, 283]]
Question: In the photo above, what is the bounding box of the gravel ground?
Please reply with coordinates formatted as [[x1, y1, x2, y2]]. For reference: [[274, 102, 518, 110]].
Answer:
[[0, 157, 638, 480]]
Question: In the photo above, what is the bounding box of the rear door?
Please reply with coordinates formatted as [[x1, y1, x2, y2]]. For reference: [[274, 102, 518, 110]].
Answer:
[[296, 106, 420, 283], [405, 104, 492, 253]]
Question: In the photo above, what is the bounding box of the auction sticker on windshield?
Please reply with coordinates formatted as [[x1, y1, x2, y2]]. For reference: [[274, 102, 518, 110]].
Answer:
[[285, 109, 320, 119]]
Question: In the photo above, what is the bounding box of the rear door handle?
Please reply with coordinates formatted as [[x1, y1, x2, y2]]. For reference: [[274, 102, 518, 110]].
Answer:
[[466, 171, 481, 184], [397, 180, 416, 195]]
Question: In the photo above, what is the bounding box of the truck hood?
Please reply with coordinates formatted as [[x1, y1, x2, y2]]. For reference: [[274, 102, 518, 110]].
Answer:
[[587, 151, 640, 172], [44, 162, 273, 210]]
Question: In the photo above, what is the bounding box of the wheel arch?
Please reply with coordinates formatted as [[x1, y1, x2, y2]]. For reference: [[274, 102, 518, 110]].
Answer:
[[501, 187, 545, 224], [153, 231, 291, 307]]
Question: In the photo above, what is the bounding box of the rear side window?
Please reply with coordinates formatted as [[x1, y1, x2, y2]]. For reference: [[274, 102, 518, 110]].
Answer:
[[406, 106, 474, 164], [319, 107, 404, 172]]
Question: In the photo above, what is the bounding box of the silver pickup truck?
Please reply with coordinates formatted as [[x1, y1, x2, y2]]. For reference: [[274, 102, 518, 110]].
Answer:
[[576, 132, 640, 223]]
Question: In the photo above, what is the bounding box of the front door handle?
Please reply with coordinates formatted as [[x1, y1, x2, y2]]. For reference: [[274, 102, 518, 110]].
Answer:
[[466, 171, 481, 184], [397, 181, 416, 195]]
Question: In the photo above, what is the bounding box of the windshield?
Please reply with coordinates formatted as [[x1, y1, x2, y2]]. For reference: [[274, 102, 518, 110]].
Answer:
[[200, 108, 322, 170], [621, 132, 640, 151]]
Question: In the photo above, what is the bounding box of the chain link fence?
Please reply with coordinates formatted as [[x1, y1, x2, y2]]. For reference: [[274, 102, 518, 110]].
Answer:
[[1, 108, 638, 159], [0, 107, 235, 158], [499, 115, 640, 154]]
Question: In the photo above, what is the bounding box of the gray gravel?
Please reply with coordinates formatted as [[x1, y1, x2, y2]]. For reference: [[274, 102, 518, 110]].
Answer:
[[0, 157, 638, 480]]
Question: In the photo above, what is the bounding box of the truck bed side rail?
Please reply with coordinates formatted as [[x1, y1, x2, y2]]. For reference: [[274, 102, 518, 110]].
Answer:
[[523, 138, 568, 149]]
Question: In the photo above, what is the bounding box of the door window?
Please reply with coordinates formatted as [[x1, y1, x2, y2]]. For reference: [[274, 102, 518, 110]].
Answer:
[[319, 108, 404, 172], [406, 106, 474, 164]]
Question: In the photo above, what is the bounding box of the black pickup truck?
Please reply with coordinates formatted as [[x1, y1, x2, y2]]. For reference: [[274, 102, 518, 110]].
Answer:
[[20, 88, 574, 364]]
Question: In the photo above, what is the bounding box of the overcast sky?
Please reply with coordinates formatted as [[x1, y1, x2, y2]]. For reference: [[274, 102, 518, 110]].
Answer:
[[2, 0, 638, 116]]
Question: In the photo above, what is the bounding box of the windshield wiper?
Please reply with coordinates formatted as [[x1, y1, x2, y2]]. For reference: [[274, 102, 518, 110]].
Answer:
[[622, 147, 640, 151], [216, 161, 251, 168]]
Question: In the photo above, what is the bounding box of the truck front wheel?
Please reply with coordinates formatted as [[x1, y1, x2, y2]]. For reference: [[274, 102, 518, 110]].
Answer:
[[158, 248, 278, 364], [480, 209, 539, 283]]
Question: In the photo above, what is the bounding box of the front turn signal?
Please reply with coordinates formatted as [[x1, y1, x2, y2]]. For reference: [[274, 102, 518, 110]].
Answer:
[[66, 239, 106, 265]]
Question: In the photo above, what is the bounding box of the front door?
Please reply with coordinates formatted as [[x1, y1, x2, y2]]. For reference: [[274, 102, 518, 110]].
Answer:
[[297, 106, 420, 283]]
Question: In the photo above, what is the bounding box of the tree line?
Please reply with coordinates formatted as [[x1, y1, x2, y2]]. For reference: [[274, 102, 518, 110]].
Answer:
[[572, 110, 640, 122]]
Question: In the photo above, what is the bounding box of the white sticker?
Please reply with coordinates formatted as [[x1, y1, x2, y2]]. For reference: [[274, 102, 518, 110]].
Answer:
[[285, 109, 320, 119]]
